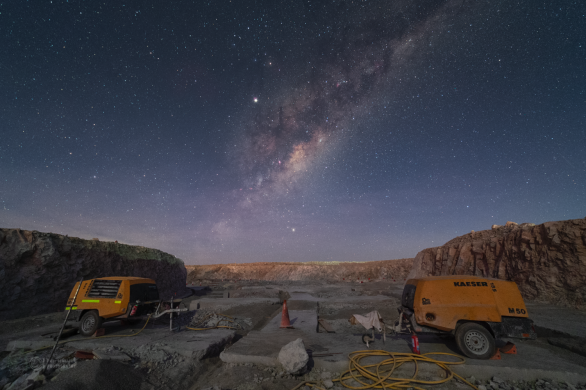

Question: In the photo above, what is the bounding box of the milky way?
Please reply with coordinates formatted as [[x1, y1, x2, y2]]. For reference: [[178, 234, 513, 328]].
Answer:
[[230, 0, 470, 211], [1, 0, 584, 264]]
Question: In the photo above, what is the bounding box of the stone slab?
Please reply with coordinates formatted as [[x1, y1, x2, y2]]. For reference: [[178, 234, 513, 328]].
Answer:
[[6, 321, 235, 361], [220, 310, 586, 383]]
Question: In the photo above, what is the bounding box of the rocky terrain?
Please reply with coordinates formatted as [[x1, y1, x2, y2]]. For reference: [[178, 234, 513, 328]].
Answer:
[[408, 218, 586, 308], [185, 259, 414, 283], [0, 228, 189, 321]]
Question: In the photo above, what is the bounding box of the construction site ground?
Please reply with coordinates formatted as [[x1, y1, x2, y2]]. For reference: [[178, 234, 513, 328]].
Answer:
[[1, 280, 586, 390]]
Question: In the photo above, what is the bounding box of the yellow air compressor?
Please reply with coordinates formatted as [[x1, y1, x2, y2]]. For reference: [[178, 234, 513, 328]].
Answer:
[[394, 275, 536, 359]]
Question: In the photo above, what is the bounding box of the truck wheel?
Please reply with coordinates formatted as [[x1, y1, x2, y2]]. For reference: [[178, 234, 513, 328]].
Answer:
[[455, 322, 495, 359], [79, 310, 103, 337]]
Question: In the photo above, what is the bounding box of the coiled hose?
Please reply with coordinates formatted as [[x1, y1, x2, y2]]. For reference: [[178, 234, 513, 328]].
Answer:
[[293, 350, 478, 390]]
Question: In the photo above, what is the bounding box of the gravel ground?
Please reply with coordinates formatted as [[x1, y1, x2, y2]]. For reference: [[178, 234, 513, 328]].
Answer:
[[43, 360, 153, 390], [2, 281, 586, 390]]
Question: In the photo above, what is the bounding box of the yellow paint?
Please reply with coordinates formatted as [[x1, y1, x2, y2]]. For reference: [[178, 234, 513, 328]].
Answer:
[[66, 277, 157, 320], [407, 276, 529, 332]]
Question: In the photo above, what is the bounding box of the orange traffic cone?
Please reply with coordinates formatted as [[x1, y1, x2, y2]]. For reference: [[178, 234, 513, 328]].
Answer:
[[280, 300, 293, 328]]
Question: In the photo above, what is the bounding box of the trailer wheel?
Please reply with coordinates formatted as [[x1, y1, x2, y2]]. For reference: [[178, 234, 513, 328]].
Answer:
[[79, 310, 103, 337], [455, 322, 495, 359]]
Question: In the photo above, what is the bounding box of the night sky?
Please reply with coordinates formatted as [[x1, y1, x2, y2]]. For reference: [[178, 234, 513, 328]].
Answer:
[[1, 0, 585, 265]]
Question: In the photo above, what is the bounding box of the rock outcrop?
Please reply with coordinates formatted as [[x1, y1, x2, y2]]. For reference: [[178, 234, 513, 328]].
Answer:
[[0, 228, 189, 320], [186, 259, 413, 283], [408, 218, 586, 308]]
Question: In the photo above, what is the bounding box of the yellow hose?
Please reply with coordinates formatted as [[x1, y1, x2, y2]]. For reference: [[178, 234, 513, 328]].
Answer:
[[90, 315, 152, 339], [291, 382, 326, 390], [332, 350, 478, 390]]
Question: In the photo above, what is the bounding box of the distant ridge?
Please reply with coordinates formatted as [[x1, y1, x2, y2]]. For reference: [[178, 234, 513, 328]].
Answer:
[[185, 258, 413, 282]]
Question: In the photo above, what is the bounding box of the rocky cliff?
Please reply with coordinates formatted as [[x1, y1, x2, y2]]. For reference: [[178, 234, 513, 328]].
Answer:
[[408, 218, 586, 308], [185, 259, 413, 283], [0, 228, 189, 320]]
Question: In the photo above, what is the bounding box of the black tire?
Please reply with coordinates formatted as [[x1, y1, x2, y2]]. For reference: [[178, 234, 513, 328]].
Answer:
[[79, 310, 103, 337], [455, 322, 495, 359]]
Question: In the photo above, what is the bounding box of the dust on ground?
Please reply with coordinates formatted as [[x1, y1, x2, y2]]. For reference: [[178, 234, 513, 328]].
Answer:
[[2, 280, 586, 390]]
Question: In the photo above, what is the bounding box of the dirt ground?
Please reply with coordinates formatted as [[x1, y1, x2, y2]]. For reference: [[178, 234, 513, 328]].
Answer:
[[1, 280, 586, 390]]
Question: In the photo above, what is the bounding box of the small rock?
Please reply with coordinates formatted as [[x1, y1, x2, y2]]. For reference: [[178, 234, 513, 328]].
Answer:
[[478, 386, 487, 390], [278, 338, 309, 375], [493, 377, 505, 384], [324, 379, 334, 388], [321, 371, 332, 380]]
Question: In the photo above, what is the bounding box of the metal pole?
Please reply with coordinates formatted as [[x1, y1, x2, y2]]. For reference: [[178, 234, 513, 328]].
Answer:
[[169, 299, 174, 331], [43, 277, 83, 374]]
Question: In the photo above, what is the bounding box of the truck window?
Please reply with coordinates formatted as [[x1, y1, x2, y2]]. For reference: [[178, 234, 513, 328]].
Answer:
[[129, 283, 160, 303]]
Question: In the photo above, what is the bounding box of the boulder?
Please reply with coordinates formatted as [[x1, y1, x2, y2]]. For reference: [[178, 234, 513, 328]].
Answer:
[[278, 338, 309, 374], [408, 218, 586, 308]]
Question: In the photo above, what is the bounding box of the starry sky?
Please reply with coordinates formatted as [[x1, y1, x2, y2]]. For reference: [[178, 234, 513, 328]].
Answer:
[[1, 0, 585, 265]]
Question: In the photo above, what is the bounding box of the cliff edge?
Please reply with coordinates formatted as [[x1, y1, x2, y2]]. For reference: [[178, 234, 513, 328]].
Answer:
[[408, 218, 586, 308], [0, 228, 188, 320]]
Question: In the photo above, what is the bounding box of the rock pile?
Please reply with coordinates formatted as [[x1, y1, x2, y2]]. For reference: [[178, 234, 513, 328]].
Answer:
[[408, 218, 586, 308], [0, 228, 189, 320], [0, 346, 77, 389], [189, 309, 252, 330], [131, 344, 186, 367], [466, 376, 585, 390]]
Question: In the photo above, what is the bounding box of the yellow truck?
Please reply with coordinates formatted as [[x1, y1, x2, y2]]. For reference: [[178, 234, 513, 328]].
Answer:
[[395, 275, 537, 359], [65, 277, 161, 336]]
